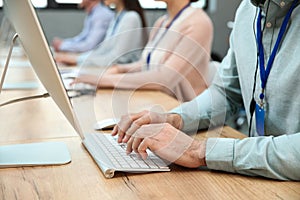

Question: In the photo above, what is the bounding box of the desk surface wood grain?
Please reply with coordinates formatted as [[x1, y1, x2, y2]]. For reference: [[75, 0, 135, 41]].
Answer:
[[1, 134, 299, 200]]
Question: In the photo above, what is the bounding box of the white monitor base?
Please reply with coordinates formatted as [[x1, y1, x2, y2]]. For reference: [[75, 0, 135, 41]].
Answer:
[[0, 141, 71, 168]]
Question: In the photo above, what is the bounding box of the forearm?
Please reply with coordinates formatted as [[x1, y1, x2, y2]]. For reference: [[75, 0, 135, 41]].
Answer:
[[99, 69, 176, 92], [98, 74, 165, 91], [114, 61, 142, 73], [171, 84, 234, 133]]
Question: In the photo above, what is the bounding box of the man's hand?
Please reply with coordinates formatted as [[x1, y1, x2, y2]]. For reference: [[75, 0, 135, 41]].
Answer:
[[126, 123, 206, 168], [111, 110, 183, 143]]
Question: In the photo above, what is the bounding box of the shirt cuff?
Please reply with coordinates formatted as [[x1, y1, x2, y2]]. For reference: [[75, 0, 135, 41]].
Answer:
[[59, 41, 72, 52], [205, 138, 236, 173], [170, 105, 201, 133]]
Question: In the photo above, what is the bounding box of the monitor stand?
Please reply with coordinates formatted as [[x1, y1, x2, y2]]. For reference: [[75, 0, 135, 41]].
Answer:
[[0, 142, 71, 167], [0, 34, 71, 167]]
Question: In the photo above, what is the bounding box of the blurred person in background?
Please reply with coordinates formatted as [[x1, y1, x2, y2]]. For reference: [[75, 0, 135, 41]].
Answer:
[[55, 0, 147, 67], [52, 0, 113, 53], [72, 0, 214, 102]]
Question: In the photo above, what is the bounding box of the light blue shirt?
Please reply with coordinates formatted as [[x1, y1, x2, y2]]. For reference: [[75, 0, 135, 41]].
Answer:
[[172, 0, 300, 180], [59, 3, 114, 52], [77, 11, 144, 66]]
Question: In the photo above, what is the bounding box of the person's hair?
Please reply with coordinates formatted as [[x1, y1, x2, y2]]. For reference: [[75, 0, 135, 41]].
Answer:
[[123, 0, 147, 27], [190, 0, 199, 2]]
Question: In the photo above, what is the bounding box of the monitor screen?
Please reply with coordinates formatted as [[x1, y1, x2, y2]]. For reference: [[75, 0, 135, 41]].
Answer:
[[3, 0, 81, 135]]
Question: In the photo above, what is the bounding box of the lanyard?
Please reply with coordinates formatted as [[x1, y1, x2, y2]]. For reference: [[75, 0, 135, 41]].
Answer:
[[146, 3, 190, 70], [255, 0, 298, 136], [110, 11, 125, 36], [256, 0, 298, 106]]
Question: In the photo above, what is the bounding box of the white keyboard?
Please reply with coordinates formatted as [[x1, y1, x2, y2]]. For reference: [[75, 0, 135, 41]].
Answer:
[[83, 133, 170, 178]]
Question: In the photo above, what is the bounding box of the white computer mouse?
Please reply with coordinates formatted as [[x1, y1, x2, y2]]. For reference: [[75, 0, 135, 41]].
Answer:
[[93, 118, 120, 130]]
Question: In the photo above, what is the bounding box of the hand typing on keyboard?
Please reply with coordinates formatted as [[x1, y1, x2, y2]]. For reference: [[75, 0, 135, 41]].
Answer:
[[112, 110, 182, 143], [111, 111, 207, 169], [113, 136, 150, 159]]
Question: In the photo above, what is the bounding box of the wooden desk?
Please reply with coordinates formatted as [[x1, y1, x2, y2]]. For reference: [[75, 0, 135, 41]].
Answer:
[[1, 68, 299, 200], [1, 132, 300, 199], [0, 67, 76, 143], [72, 89, 181, 134]]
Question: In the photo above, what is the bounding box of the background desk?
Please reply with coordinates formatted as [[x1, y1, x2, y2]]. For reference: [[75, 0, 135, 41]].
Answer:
[[0, 68, 299, 199]]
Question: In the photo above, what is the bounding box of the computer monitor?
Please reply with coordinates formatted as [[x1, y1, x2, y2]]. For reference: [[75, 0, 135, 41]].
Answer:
[[1, 0, 82, 167], [2, 0, 81, 135]]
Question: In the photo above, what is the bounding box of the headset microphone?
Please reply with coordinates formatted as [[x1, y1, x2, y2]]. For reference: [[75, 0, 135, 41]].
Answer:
[[251, 0, 267, 7]]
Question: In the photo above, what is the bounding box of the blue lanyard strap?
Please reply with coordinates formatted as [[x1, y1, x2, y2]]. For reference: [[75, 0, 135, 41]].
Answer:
[[146, 3, 190, 69], [256, 0, 298, 104]]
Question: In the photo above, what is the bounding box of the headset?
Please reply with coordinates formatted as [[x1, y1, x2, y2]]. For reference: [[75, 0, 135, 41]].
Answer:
[[251, 0, 267, 7]]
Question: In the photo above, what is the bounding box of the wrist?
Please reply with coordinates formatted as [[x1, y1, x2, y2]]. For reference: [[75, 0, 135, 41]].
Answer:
[[191, 139, 207, 167], [183, 139, 206, 168], [167, 113, 183, 130], [198, 139, 207, 166]]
